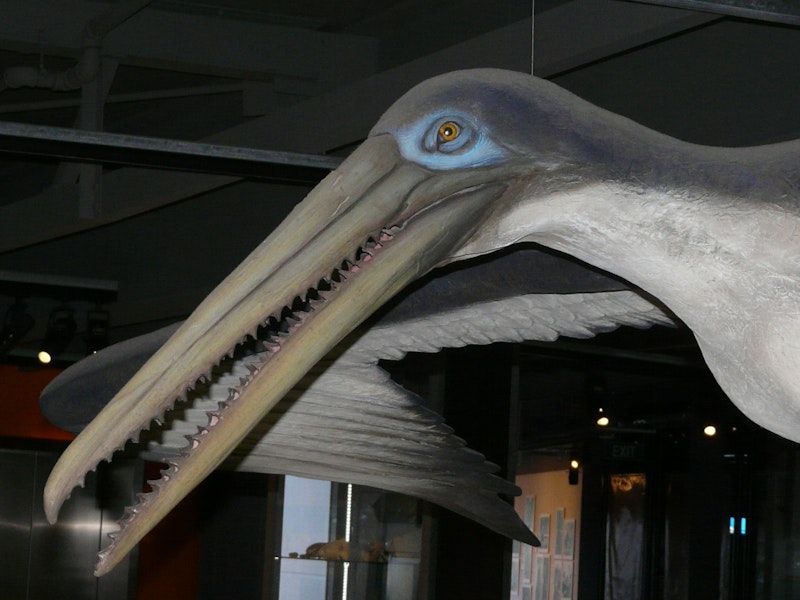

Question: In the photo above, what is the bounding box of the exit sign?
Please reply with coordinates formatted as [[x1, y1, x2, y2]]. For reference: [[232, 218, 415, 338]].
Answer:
[[607, 442, 645, 461]]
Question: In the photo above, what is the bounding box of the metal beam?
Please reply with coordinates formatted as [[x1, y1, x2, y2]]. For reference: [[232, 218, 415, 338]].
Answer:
[[0, 121, 340, 183], [0, 269, 118, 303], [629, 0, 800, 25]]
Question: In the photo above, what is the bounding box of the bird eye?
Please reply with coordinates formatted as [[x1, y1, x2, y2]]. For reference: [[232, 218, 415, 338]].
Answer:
[[420, 117, 476, 158], [437, 121, 461, 143]]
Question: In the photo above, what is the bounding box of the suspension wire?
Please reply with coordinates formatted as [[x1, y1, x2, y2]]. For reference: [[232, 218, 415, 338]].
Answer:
[[530, 0, 535, 75]]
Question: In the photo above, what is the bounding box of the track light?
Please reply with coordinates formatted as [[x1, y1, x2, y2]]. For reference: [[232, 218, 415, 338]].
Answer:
[[38, 306, 76, 364], [0, 301, 34, 354], [86, 306, 110, 354], [568, 458, 580, 485]]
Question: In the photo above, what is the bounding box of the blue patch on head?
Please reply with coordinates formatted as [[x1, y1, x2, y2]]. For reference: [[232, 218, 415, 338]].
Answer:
[[390, 110, 508, 171]]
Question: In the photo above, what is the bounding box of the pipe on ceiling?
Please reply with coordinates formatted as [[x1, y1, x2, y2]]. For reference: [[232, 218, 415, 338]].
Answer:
[[0, 0, 153, 93]]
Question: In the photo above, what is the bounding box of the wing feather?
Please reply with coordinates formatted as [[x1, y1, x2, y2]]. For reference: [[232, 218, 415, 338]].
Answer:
[[140, 290, 671, 544]]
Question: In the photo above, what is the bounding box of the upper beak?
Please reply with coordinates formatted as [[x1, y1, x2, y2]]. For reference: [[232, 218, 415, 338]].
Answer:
[[44, 134, 509, 575]]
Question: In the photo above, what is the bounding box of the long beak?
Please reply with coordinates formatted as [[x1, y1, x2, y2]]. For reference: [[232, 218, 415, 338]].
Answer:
[[44, 134, 509, 575]]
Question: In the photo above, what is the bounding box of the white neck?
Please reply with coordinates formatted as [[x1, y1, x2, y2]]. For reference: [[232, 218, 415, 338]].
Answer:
[[504, 140, 800, 337]]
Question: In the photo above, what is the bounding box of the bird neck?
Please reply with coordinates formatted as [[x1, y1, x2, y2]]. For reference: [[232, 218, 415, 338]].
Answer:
[[526, 134, 800, 331]]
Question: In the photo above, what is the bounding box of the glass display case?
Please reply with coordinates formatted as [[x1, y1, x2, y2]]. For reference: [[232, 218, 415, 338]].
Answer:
[[273, 476, 422, 600]]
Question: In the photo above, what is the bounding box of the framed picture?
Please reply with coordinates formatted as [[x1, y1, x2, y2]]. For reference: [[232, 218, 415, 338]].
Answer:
[[522, 586, 532, 600], [552, 559, 574, 600], [533, 555, 550, 600], [555, 508, 565, 556], [522, 540, 532, 583], [538, 514, 550, 552], [524, 496, 536, 529], [511, 540, 520, 592], [561, 519, 576, 559]]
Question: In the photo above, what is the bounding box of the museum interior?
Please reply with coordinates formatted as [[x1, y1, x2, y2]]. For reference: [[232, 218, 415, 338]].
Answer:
[[0, 1, 799, 599]]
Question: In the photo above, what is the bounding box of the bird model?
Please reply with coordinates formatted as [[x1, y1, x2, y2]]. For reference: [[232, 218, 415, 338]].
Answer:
[[41, 68, 800, 575]]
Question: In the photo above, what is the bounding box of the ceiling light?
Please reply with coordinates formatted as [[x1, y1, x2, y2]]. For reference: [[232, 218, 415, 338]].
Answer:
[[568, 457, 580, 485], [703, 425, 717, 437], [596, 407, 610, 427]]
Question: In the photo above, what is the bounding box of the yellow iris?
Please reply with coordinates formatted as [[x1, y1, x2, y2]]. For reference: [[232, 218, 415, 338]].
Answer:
[[437, 121, 460, 143]]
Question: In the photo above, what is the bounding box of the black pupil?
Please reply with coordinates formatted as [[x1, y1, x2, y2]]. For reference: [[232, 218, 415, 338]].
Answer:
[[442, 125, 455, 139]]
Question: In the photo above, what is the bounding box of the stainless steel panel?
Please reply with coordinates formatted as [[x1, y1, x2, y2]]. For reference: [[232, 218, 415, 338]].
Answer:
[[0, 449, 36, 599], [0, 120, 340, 182], [96, 459, 142, 600], [0, 447, 141, 600], [28, 452, 100, 600]]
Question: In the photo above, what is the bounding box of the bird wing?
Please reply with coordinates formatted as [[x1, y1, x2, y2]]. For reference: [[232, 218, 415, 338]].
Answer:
[[40, 322, 182, 434], [349, 289, 673, 362], [135, 289, 671, 543]]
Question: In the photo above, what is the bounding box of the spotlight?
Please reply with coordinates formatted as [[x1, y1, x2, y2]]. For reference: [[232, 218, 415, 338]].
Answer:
[[86, 307, 110, 354], [39, 306, 76, 364], [596, 408, 610, 427], [568, 458, 580, 485], [0, 301, 34, 354], [703, 425, 717, 437]]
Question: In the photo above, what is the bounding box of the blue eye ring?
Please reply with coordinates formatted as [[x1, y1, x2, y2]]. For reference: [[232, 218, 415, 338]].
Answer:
[[395, 114, 504, 169]]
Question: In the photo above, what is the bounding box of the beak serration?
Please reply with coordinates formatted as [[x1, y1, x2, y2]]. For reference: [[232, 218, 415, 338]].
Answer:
[[88, 222, 413, 575]]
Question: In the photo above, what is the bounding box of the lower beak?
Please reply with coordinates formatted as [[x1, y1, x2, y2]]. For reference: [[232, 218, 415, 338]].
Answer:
[[44, 134, 507, 575]]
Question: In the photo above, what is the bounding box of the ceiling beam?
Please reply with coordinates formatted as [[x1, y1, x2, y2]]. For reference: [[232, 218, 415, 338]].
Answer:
[[0, 1, 377, 84], [0, 0, 714, 254], [0, 120, 340, 182], [0, 269, 117, 303], [629, 0, 800, 26]]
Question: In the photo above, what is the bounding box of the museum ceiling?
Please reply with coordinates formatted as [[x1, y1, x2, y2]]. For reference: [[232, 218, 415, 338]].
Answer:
[[0, 0, 797, 443]]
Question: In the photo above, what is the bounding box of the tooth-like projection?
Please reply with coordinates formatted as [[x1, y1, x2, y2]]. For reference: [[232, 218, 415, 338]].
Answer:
[[104, 217, 468, 571]]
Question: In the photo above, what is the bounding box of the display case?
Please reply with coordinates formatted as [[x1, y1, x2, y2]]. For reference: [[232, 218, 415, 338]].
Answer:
[[272, 476, 422, 600]]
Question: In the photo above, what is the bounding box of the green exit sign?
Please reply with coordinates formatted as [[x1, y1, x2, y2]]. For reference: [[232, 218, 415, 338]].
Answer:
[[608, 442, 645, 461]]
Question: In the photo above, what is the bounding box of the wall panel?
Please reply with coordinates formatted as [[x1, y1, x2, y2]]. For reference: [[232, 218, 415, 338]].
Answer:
[[0, 448, 140, 599]]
